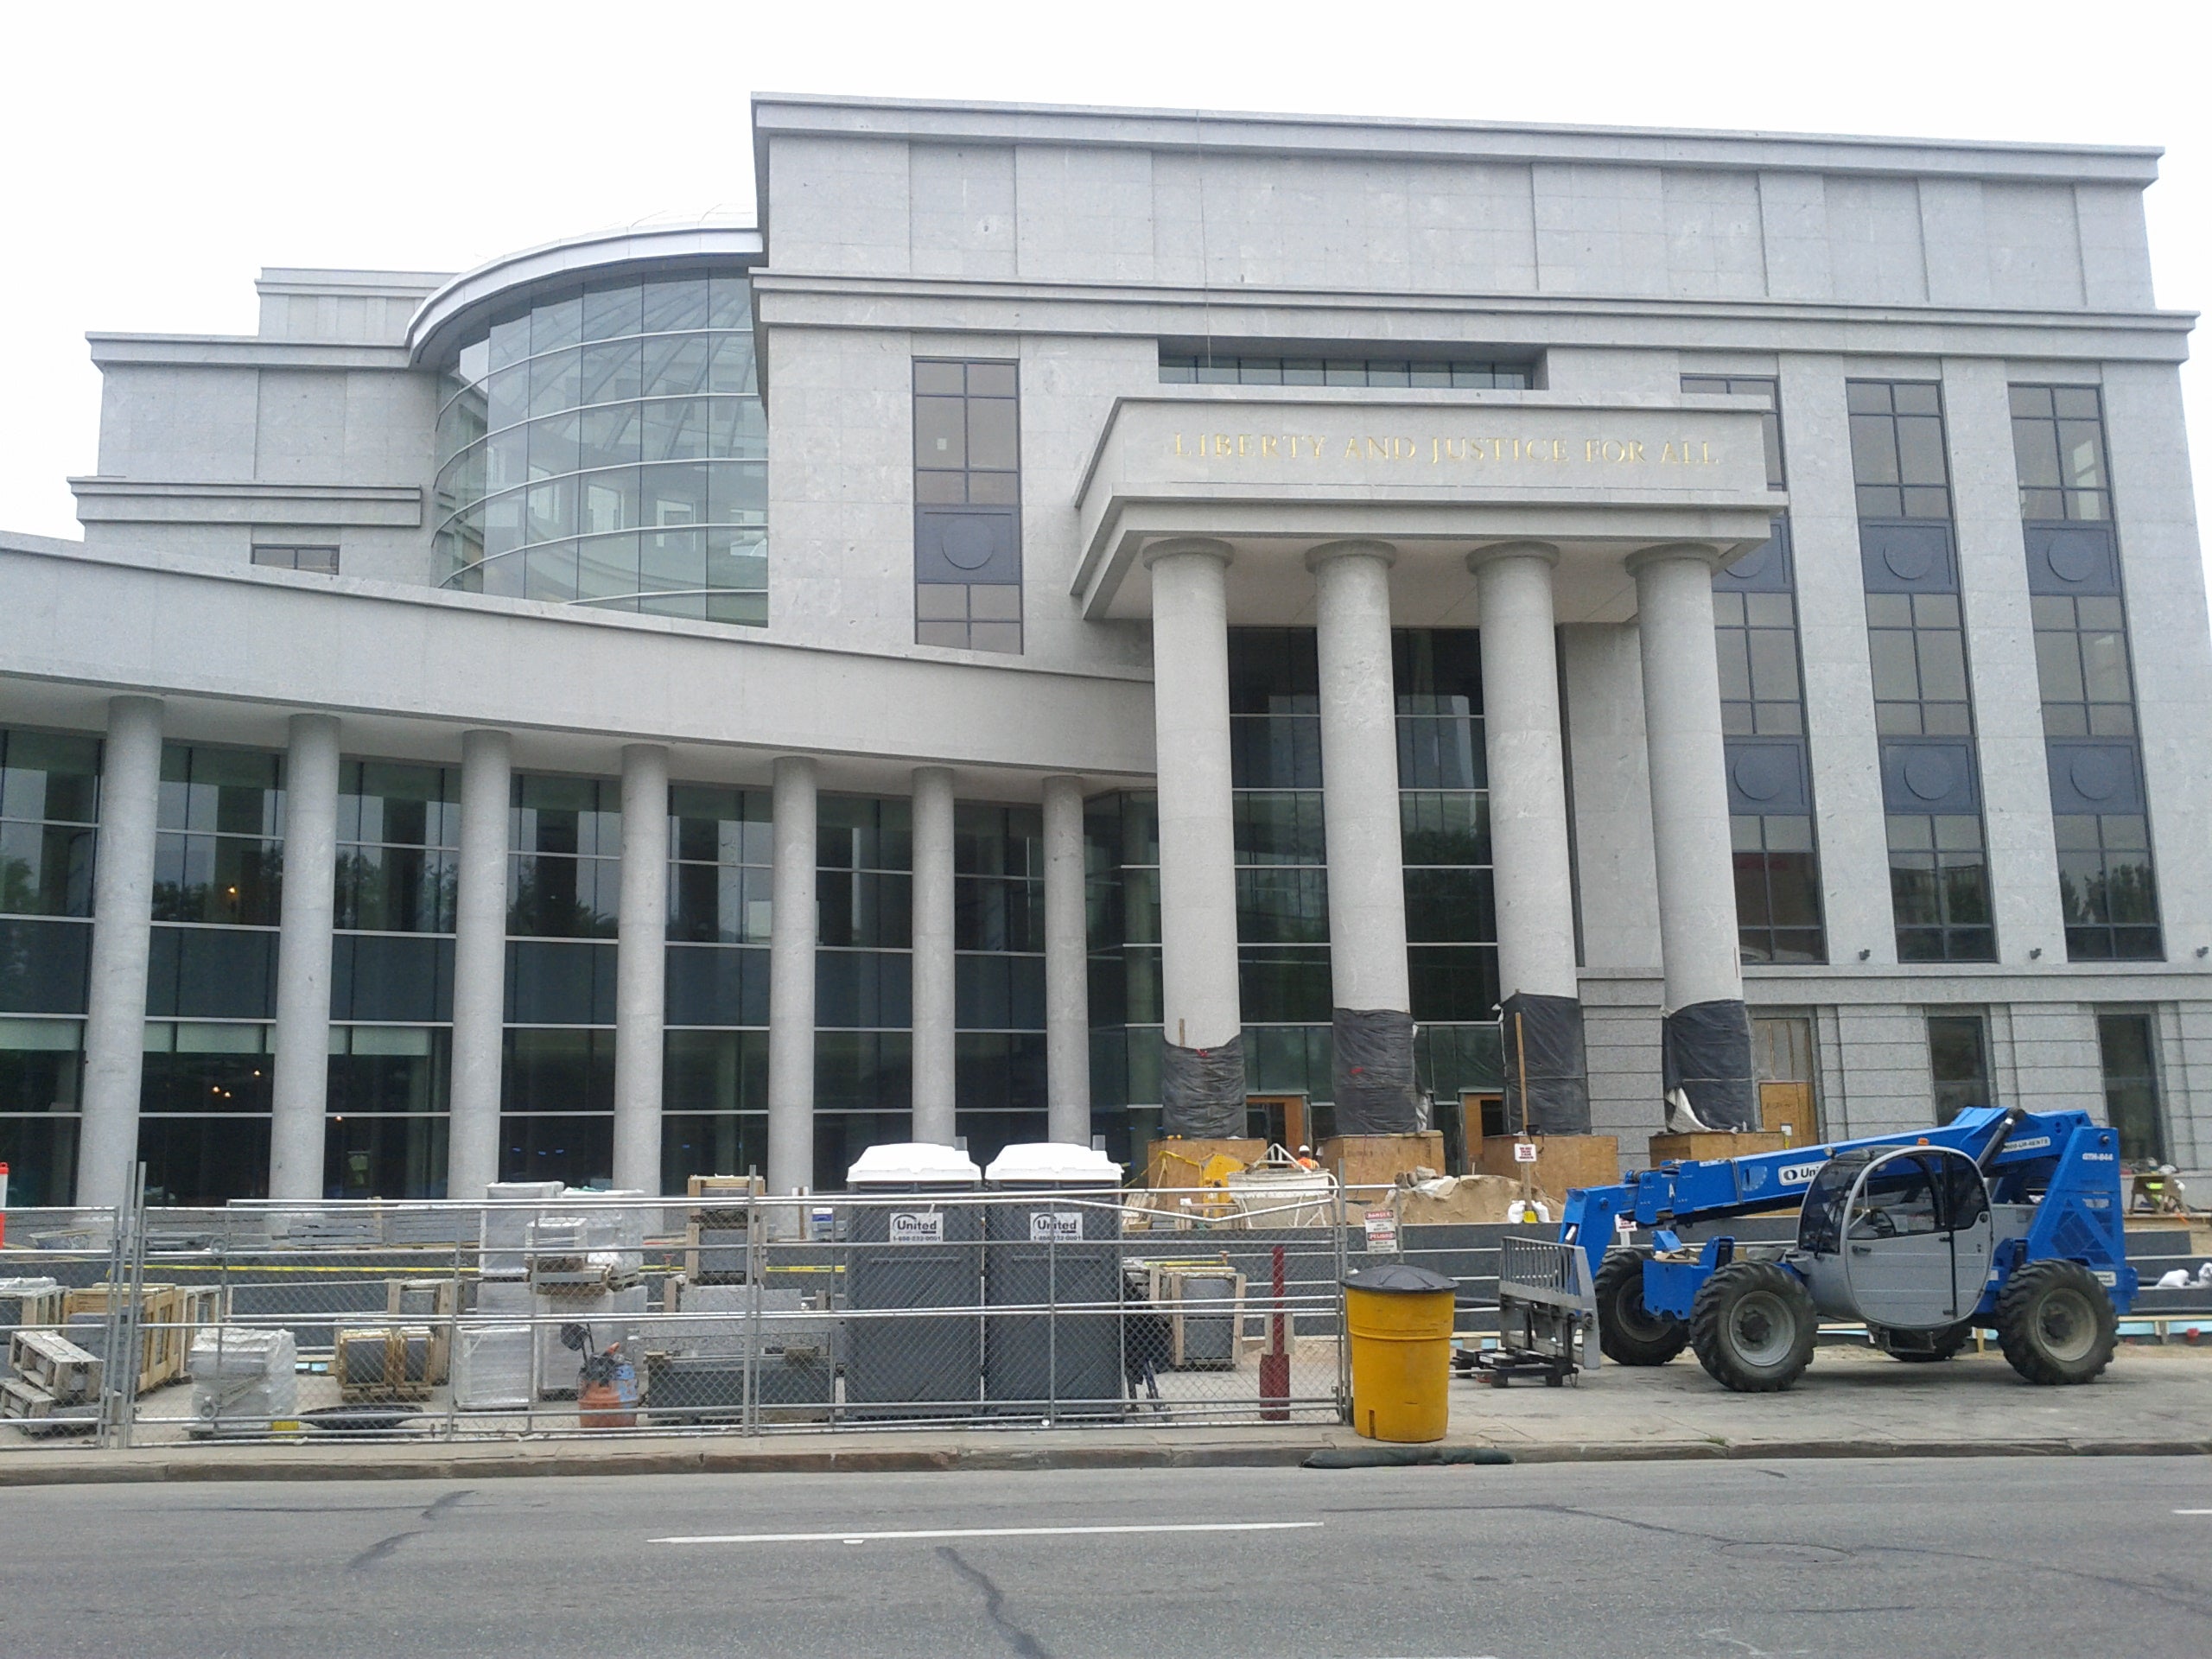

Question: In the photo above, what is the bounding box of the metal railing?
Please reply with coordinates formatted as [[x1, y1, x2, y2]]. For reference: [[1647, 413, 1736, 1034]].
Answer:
[[0, 1182, 1428, 1449]]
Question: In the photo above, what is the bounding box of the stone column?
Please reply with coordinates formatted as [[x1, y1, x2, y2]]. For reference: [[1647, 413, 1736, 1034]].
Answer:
[[613, 742, 670, 1194], [447, 728, 512, 1198], [1308, 539, 1416, 1132], [76, 695, 163, 1208], [268, 713, 340, 1200], [1470, 543, 1591, 1134], [766, 755, 818, 1194], [1042, 774, 1090, 1147], [910, 765, 957, 1147], [1630, 543, 1757, 1131], [1145, 538, 1245, 1135]]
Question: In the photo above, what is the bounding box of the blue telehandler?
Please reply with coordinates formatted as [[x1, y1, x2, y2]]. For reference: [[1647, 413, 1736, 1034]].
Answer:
[[1557, 1105, 2137, 1391]]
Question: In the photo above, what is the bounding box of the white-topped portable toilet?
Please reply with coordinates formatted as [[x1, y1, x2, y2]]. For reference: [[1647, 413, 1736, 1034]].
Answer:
[[982, 1143, 1126, 1417], [842, 1142, 985, 1419]]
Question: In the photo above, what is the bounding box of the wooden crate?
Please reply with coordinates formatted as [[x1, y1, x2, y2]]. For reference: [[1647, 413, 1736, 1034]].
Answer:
[[10, 1329, 101, 1403], [1470, 1134, 1621, 1200], [386, 1280, 456, 1382], [687, 1174, 765, 1200], [334, 1325, 435, 1402], [62, 1284, 188, 1393], [1145, 1138, 1265, 1192], [0, 1281, 65, 1337], [684, 1174, 763, 1281], [1649, 1131, 1790, 1166], [1319, 1133, 1446, 1198]]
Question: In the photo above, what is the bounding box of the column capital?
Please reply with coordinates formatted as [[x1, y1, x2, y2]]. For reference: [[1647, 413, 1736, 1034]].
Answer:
[[1625, 540, 1727, 575], [1141, 535, 1233, 569], [1466, 539, 1560, 575], [1305, 537, 1396, 572]]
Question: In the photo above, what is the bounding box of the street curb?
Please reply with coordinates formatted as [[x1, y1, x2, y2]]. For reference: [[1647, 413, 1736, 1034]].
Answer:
[[0, 1434, 2204, 1487]]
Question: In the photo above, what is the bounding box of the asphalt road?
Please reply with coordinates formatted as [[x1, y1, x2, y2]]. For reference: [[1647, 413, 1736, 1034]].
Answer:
[[4, 1457, 2209, 1658]]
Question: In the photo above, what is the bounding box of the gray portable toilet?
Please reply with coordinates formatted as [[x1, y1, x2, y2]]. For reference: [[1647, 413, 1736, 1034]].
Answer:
[[842, 1142, 984, 1420], [982, 1142, 1125, 1418]]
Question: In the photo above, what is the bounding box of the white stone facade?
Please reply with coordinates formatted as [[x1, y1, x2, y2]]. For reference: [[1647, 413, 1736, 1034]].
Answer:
[[1, 95, 2205, 1206]]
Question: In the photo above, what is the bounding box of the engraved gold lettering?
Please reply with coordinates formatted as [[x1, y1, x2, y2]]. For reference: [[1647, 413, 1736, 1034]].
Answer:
[[1662, 442, 1678, 464], [1236, 435, 1251, 457], [1308, 436, 1326, 461], [1392, 437, 1414, 461], [1702, 441, 1715, 464], [1602, 440, 1625, 462], [1213, 435, 1232, 457], [1586, 438, 1600, 462], [1628, 441, 1645, 462], [1174, 433, 1187, 457], [1344, 437, 1363, 460], [1553, 440, 1567, 461], [1262, 435, 1280, 459]]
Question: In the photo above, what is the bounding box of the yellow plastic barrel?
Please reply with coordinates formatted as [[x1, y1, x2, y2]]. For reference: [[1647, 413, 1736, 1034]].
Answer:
[[1342, 1262, 1459, 1443]]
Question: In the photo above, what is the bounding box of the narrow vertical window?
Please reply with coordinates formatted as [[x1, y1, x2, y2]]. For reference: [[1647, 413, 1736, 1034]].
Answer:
[[1688, 375, 1824, 964], [2010, 385, 2161, 961], [1849, 379, 1995, 963], [2094, 1009, 2165, 1162], [1925, 1011, 1993, 1126], [913, 359, 1021, 653]]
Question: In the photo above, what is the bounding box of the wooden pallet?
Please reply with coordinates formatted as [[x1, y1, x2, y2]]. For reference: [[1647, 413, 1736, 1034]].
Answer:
[[334, 1325, 435, 1403], [9, 1329, 101, 1403], [684, 1174, 764, 1281], [386, 1280, 455, 1383]]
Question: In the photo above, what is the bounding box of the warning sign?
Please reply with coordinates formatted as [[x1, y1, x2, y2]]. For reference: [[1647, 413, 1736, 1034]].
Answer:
[[1363, 1209, 1398, 1252], [888, 1211, 945, 1245], [1028, 1211, 1084, 1243], [1513, 1141, 1539, 1164]]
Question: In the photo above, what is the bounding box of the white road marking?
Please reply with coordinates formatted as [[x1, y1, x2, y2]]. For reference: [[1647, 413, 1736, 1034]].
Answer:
[[652, 1519, 1325, 1546], [2176, 1509, 2212, 1515]]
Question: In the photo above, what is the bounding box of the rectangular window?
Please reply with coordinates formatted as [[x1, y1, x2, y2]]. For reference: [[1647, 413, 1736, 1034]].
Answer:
[[1160, 350, 1532, 390], [1926, 1012, 1993, 1126], [337, 760, 458, 935], [508, 773, 619, 939], [913, 359, 1021, 653], [251, 544, 340, 575], [2094, 1009, 2165, 1162], [1689, 374, 1824, 965], [2012, 385, 2161, 962], [1851, 378, 1994, 963]]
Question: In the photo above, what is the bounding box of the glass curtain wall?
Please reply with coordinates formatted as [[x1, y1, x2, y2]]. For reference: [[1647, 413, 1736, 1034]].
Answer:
[[954, 804, 1047, 1164], [434, 270, 766, 622], [1848, 381, 1997, 962], [144, 744, 283, 1202], [502, 774, 619, 1185], [2009, 386, 2162, 961], [1684, 374, 1826, 963], [663, 785, 772, 1189], [0, 728, 98, 1202], [814, 795, 913, 1187], [1084, 629, 1499, 1153], [328, 761, 459, 1198]]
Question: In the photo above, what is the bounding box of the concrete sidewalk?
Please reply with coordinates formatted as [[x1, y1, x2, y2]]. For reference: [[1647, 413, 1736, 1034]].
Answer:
[[2, 1345, 2206, 1486]]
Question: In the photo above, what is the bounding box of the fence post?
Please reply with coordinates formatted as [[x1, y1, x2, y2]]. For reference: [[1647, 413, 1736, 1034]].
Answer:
[[1333, 1166, 1350, 1418], [95, 1198, 126, 1450], [444, 1214, 464, 1444], [117, 1164, 149, 1450], [1046, 1209, 1058, 1427], [741, 1185, 760, 1437]]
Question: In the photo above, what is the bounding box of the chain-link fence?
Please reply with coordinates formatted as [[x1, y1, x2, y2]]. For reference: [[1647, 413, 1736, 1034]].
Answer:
[[4, 1177, 1542, 1449]]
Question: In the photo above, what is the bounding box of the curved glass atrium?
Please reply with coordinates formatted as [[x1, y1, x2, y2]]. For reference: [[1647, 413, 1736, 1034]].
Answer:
[[432, 269, 766, 623]]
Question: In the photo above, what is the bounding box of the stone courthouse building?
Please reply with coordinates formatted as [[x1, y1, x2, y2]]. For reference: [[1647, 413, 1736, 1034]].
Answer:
[[0, 94, 2205, 1205]]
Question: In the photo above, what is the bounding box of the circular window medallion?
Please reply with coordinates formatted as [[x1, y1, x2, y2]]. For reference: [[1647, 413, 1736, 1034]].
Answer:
[[1903, 749, 1955, 802], [2069, 750, 2122, 803], [1883, 541, 1936, 583], [2046, 537, 2100, 586], [1732, 751, 1787, 803], [1727, 544, 1771, 584], [940, 517, 997, 571]]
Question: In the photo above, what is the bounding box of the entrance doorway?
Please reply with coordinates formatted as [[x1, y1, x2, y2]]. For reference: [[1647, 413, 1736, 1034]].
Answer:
[[1753, 1013, 1821, 1143], [1246, 1094, 1312, 1153]]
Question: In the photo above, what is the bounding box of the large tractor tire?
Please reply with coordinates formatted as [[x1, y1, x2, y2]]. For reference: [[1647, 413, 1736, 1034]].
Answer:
[[1595, 1249, 1688, 1366], [1876, 1321, 1973, 1363], [1689, 1261, 1817, 1393], [1994, 1260, 2116, 1385]]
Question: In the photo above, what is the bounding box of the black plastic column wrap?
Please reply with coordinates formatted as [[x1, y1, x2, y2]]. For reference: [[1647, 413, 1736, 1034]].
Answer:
[[1160, 1034, 1247, 1137], [1498, 991, 1592, 1135], [1661, 999, 1758, 1131], [1332, 1007, 1418, 1133]]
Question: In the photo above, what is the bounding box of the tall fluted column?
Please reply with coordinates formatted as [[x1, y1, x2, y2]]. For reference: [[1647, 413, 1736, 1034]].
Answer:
[[76, 695, 164, 1207], [1042, 775, 1091, 1148], [1470, 543, 1590, 1133], [1144, 538, 1245, 1135], [1309, 539, 1416, 1132], [909, 766, 957, 1147], [766, 755, 819, 1194], [269, 713, 340, 1199], [613, 742, 669, 1193], [447, 728, 512, 1198], [1630, 543, 1756, 1131]]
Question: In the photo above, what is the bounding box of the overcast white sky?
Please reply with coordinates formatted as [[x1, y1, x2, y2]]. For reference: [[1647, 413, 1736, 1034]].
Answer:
[[4, 0, 2209, 574]]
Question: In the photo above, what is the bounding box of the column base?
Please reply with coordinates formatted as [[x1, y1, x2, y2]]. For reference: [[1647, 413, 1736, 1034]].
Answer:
[[1319, 1132, 1445, 1198], [1649, 1131, 1791, 1167], [1470, 1133, 1620, 1198]]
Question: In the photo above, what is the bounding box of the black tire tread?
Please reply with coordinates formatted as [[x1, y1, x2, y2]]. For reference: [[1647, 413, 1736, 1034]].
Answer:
[[1595, 1249, 1688, 1366], [1688, 1260, 1817, 1393], [1994, 1259, 2117, 1386]]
